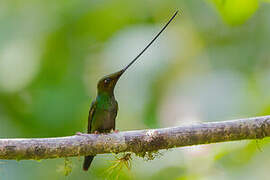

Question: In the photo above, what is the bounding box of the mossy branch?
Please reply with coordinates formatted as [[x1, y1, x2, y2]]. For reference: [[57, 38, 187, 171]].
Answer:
[[0, 115, 270, 160]]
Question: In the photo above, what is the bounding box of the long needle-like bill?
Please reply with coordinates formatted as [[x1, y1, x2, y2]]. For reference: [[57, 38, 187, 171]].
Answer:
[[122, 10, 179, 72]]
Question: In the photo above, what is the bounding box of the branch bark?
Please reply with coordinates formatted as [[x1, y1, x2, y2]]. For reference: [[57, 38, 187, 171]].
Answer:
[[1, 115, 270, 160]]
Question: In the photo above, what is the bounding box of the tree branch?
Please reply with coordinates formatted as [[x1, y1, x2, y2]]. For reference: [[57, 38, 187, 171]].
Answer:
[[1, 115, 270, 160]]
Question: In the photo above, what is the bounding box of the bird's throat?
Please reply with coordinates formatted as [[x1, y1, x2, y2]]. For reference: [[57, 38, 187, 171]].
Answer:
[[96, 92, 115, 109]]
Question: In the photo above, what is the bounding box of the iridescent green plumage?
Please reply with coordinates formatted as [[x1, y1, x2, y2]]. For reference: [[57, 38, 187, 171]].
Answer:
[[83, 11, 178, 171], [83, 70, 122, 171]]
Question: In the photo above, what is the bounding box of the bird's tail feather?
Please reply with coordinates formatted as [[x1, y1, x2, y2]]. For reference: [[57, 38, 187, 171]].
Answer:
[[83, 155, 95, 171]]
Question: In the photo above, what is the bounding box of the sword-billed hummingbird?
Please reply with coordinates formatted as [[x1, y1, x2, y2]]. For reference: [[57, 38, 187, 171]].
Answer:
[[83, 11, 178, 171]]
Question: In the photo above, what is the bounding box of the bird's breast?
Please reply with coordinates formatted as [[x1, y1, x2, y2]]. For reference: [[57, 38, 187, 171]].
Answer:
[[92, 101, 117, 132]]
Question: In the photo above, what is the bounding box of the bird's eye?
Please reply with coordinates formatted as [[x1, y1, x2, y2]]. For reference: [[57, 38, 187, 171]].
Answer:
[[104, 78, 111, 84]]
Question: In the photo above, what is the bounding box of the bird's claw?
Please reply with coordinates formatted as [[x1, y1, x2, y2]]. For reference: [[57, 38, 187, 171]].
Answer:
[[76, 132, 84, 136], [111, 129, 119, 133], [76, 132, 89, 137]]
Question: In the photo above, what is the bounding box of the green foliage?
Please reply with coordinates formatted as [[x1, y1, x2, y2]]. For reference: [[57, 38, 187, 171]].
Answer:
[[150, 166, 186, 180], [57, 158, 72, 176], [211, 0, 259, 25]]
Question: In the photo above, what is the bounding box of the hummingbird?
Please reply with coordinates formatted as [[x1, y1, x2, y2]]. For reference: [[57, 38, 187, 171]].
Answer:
[[83, 10, 178, 171]]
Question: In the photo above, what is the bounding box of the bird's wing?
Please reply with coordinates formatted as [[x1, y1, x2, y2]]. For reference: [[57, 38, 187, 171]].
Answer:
[[88, 100, 97, 133], [112, 100, 118, 130]]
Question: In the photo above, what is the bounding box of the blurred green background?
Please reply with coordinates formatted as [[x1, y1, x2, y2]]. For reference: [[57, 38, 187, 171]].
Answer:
[[1, 0, 270, 179]]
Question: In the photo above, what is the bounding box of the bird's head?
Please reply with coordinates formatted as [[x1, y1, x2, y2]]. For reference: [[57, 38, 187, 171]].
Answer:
[[97, 69, 124, 94]]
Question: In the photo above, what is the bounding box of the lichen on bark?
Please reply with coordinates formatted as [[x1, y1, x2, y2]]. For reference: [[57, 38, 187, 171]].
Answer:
[[0, 115, 270, 160]]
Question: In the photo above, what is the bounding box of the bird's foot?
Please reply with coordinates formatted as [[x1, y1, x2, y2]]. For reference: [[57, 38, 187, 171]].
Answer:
[[76, 132, 84, 136], [111, 129, 119, 133], [75, 132, 89, 137]]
